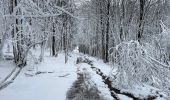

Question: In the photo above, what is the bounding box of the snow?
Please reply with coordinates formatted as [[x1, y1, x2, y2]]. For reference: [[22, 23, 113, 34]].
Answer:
[[0, 51, 168, 100], [2, 40, 13, 60], [0, 51, 114, 100], [78, 53, 112, 76], [118, 94, 132, 100], [0, 61, 15, 80], [0, 53, 77, 100], [74, 53, 168, 100], [73, 46, 79, 53], [76, 63, 113, 100], [0, 50, 116, 100]]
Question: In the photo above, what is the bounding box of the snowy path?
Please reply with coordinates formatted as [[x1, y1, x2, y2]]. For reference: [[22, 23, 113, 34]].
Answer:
[[0, 53, 115, 100], [66, 62, 113, 100], [0, 54, 77, 100]]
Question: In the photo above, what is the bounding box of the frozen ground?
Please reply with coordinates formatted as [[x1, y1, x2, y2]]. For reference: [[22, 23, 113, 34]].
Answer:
[[0, 61, 15, 81], [0, 50, 115, 100], [0, 53, 77, 100], [0, 51, 168, 100]]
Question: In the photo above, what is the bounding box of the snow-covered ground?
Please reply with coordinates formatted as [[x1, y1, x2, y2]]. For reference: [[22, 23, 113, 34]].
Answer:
[[0, 50, 168, 100], [0, 61, 15, 81], [0, 50, 115, 100], [0, 53, 78, 100], [78, 53, 112, 76], [75, 53, 168, 100], [76, 63, 113, 100]]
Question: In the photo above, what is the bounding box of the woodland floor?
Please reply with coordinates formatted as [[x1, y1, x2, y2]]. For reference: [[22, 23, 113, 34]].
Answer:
[[0, 51, 167, 100]]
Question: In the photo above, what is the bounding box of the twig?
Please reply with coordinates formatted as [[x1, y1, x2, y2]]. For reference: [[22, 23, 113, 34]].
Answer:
[[0, 67, 17, 85], [0, 67, 23, 91], [58, 74, 70, 77]]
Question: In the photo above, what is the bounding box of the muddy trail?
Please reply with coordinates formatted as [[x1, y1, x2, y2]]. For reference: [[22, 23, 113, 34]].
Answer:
[[76, 57, 158, 100]]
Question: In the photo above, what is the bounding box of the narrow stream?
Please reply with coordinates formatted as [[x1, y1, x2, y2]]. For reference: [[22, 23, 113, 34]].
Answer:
[[91, 66, 138, 100], [76, 57, 157, 100], [90, 65, 157, 100]]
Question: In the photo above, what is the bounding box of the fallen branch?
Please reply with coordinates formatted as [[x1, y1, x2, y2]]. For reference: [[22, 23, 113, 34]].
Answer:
[[0, 28, 47, 91], [24, 71, 54, 77], [0, 81, 13, 90], [0, 67, 17, 85], [148, 56, 170, 70], [0, 67, 23, 91], [58, 74, 70, 78]]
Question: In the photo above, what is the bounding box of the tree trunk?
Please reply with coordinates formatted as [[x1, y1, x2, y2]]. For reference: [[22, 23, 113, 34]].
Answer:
[[100, 1, 105, 62], [52, 23, 56, 56], [0, 34, 6, 60], [138, 0, 145, 43], [105, 0, 110, 62]]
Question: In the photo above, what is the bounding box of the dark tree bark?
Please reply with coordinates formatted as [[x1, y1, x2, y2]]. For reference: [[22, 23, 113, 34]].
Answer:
[[105, 0, 111, 63], [100, 1, 106, 62], [10, 0, 27, 67], [138, 0, 145, 43], [52, 23, 56, 56]]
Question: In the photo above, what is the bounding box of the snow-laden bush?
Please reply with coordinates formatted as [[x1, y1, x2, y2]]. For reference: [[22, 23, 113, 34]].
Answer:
[[109, 40, 170, 95], [159, 21, 170, 47]]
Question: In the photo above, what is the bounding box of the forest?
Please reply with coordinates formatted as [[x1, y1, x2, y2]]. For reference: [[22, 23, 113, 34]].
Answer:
[[0, 0, 170, 100]]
